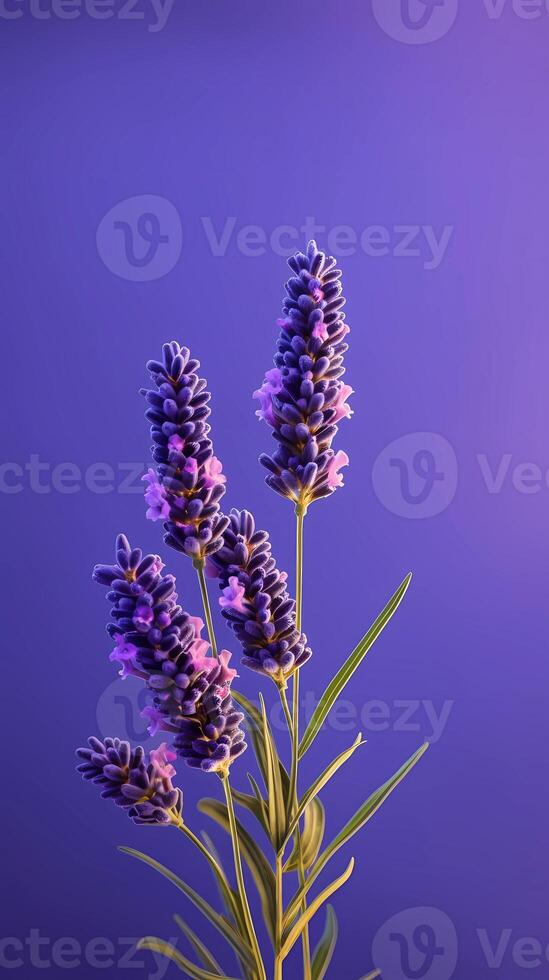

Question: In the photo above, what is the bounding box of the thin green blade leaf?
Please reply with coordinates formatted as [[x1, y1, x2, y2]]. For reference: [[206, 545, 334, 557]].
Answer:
[[231, 781, 270, 838], [284, 734, 364, 847], [322, 742, 429, 859], [280, 858, 355, 959], [199, 832, 245, 936], [284, 798, 325, 873], [285, 742, 429, 924], [234, 691, 290, 802], [138, 937, 238, 980], [358, 971, 382, 979], [299, 573, 412, 759], [259, 693, 287, 848], [198, 797, 277, 946], [119, 847, 255, 971], [311, 905, 338, 980], [173, 915, 223, 975]]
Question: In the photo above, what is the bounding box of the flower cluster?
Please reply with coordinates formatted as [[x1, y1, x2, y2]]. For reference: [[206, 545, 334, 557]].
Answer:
[[254, 240, 352, 510], [141, 341, 229, 560], [207, 508, 312, 682], [76, 737, 183, 826], [92, 534, 246, 773]]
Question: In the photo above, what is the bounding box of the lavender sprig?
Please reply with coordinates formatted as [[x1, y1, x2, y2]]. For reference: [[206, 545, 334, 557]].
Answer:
[[76, 738, 182, 826], [93, 535, 246, 773], [254, 240, 352, 512], [207, 508, 312, 683], [141, 342, 229, 561]]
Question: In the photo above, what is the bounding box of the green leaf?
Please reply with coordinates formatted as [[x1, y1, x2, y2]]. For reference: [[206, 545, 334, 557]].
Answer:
[[285, 743, 429, 924], [311, 905, 338, 980], [280, 858, 355, 959], [198, 797, 277, 946], [299, 573, 412, 759], [283, 734, 364, 847], [198, 834, 253, 980], [358, 971, 381, 979], [138, 937, 238, 979], [173, 915, 223, 975], [259, 693, 287, 848], [233, 691, 290, 803], [284, 798, 325, 872], [231, 780, 270, 838], [119, 847, 255, 971]]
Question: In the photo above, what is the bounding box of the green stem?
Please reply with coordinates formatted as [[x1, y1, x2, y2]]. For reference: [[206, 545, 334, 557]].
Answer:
[[274, 852, 284, 980], [177, 822, 240, 919], [292, 507, 311, 980], [222, 773, 266, 980], [278, 684, 294, 743], [194, 558, 218, 658]]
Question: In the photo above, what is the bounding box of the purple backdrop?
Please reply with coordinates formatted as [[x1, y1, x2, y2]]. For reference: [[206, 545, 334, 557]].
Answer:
[[2, 2, 548, 978]]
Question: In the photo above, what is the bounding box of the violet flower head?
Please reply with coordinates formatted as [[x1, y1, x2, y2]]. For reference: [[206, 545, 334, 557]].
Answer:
[[141, 342, 229, 561], [208, 509, 312, 683], [76, 737, 182, 826], [173, 673, 247, 773], [93, 535, 246, 773], [255, 240, 353, 511]]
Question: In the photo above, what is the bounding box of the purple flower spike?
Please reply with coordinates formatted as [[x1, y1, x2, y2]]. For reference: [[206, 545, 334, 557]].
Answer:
[[256, 240, 352, 511], [208, 509, 312, 683], [141, 342, 229, 561], [93, 535, 246, 772], [173, 683, 247, 774], [75, 737, 183, 826]]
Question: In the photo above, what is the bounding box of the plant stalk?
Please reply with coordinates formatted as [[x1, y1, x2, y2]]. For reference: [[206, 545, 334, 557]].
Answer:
[[274, 852, 284, 980], [291, 506, 311, 980], [222, 773, 266, 980], [193, 558, 218, 658]]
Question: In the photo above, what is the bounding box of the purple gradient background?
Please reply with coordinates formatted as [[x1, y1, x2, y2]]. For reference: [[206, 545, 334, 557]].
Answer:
[[2, 2, 548, 978]]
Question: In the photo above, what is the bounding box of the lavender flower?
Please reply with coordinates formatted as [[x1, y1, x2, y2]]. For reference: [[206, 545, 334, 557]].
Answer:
[[141, 341, 229, 561], [254, 240, 352, 511], [173, 682, 247, 773], [93, 535, 246, 772], [76, 737, 183, 826], [207, 509, 312, 683]]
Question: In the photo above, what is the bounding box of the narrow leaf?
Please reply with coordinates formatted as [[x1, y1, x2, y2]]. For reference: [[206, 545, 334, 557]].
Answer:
[[119, 847, 255, 971], [259, 693, 287, 848], [199, 797, 277, 946], [285, 743, 428, 923], [299, 573, 412, 758], [284, 799, 325, 872], [199, 832, 245, 934], [231, 781, 269, 838], [311, 905, 338, 980], [280, 858, 355, 959], [173, 915, 223, 975], [138, 937, 237, 980], [284, 734, 364, 847], [359, 971, 381, 979], [234, 690, 290, 801]]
